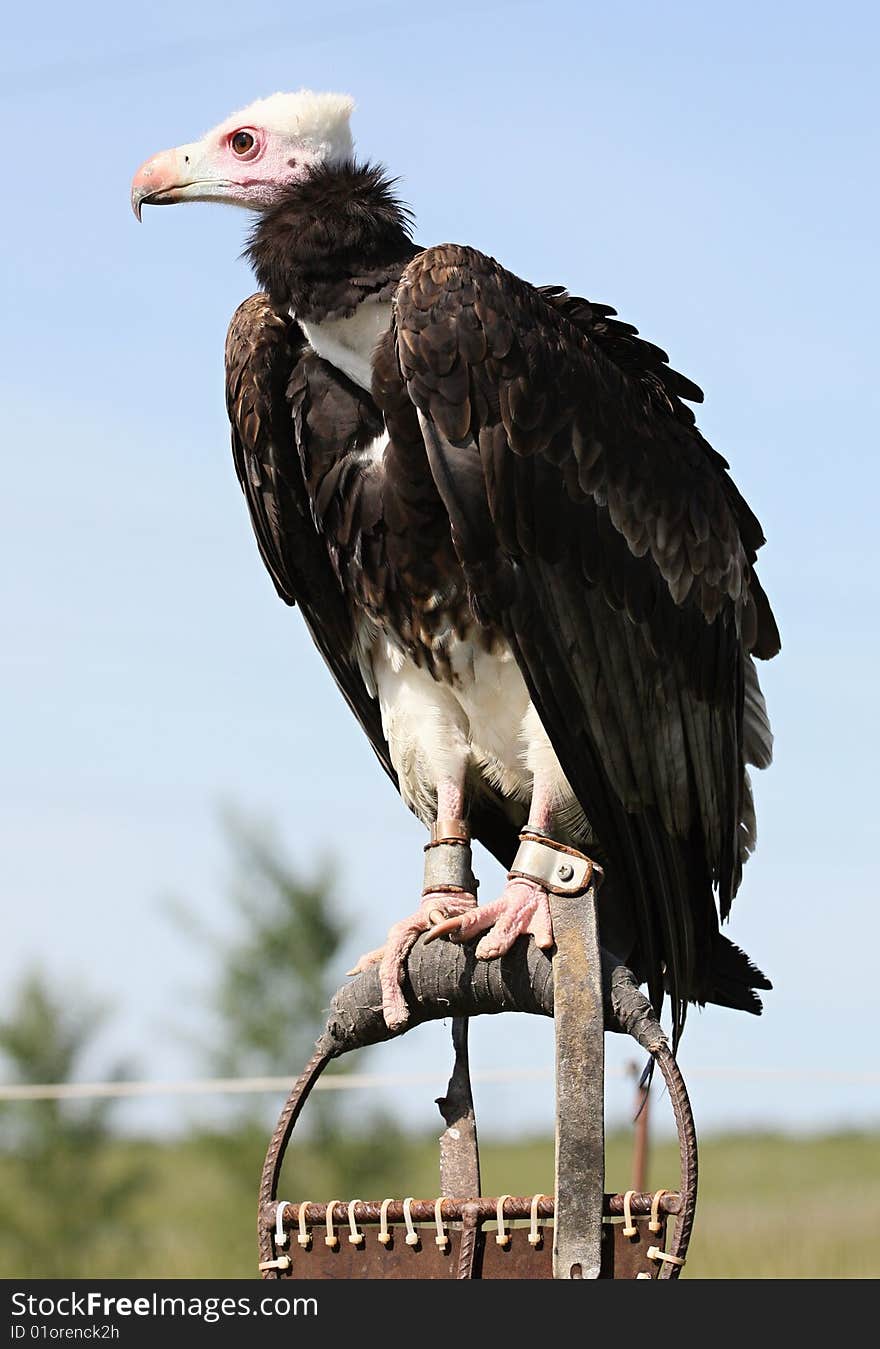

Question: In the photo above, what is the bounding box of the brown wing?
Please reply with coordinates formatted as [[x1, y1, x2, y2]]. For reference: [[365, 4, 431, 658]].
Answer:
[[225, 293, 395, 781], [225, 291, 522, 862], [387, 246, 779, 1043]]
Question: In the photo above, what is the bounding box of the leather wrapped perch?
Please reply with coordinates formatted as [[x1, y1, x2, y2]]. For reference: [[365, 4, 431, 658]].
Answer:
[[317, 934, 667, 1058]]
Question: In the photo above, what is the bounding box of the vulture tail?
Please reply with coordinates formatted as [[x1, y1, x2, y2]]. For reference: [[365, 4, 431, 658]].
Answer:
[[704, 935, 772, 1014]]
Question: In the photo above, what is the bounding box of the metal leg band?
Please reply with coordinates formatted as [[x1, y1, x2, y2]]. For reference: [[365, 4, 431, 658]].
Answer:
[[430, 818, 470, 845], [508, 831, 598, 896], [423, 836, 477, 895]]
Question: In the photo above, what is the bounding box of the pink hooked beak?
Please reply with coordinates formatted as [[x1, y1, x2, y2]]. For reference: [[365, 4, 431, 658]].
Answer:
[[131, 141, 234, 220]]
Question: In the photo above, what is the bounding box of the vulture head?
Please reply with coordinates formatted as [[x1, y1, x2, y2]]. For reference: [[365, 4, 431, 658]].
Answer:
[[131, 90, 355, 219]]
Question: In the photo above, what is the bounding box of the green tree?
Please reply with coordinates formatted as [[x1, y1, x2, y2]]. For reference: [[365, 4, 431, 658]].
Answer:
[[207, 811, 349, 1083], [181, 811, 405, 1199], [0, 972, 147, 1277]]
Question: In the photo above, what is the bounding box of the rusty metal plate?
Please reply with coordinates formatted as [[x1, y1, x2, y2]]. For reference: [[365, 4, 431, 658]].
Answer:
[[477, 1218, 669, 1280], [281, 1230, 459, 1279], [608, 1216, 669, 1279], [275, 1215, 668, 1279]]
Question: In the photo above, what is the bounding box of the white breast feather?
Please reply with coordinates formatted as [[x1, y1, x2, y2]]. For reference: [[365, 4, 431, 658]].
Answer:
[[299, 299, 392, 391]]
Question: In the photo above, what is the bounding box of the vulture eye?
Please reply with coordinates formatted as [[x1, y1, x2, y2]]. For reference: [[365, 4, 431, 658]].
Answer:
[[231, 130, 255, 155]]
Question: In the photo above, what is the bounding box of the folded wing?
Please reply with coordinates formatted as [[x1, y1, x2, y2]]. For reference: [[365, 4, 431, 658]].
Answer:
[[389, 246, 779, 1042], [225, 292, 523, 864]]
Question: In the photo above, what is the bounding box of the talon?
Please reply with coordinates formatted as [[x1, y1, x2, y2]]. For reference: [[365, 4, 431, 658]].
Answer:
[[346, 947, 383, 977], [424, 914, 466, 944], [459, 877, 555, 962], [351, 891, 478, 1028]]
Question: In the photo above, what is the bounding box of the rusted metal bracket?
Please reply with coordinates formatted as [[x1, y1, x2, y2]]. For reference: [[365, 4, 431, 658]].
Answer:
[[550, 878, 604, 1279], [436, 1016, 481, 1200]]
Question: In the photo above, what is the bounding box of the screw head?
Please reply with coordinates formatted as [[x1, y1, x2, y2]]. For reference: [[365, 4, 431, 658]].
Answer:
[[557, 862, 574, 883]]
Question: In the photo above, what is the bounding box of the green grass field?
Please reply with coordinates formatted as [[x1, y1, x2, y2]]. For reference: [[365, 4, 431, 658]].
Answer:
[[2, 1129, 876, 1279]]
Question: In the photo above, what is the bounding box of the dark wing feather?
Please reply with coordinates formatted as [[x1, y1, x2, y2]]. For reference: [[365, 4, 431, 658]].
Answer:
[[539, 285, 706, 417], [389, 247, 779, 1043], [225, 292, 521, 863], [225, 293, 394, 781]]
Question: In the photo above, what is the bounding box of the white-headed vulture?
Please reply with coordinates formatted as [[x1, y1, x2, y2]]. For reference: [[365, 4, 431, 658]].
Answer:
[[133, 91, 779, 1043]]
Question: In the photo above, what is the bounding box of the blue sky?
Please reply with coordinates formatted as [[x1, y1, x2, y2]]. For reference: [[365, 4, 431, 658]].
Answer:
[[2, 0, 878, 1139]]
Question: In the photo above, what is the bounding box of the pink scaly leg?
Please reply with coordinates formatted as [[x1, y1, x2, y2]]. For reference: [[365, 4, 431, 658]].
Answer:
[[348, 778, 477, 1031], [426, 772, 558, 960]]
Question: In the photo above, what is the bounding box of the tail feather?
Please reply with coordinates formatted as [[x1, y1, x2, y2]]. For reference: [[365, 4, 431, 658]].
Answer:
[[705, 934, 772, 1014]]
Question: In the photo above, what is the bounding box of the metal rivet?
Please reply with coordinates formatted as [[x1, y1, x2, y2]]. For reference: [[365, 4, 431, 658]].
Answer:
[[557, 862, 574, 882]]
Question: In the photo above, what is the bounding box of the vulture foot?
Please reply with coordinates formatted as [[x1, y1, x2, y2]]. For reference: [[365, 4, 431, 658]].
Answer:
[[425, 877, 555, 961], [348, 891, 477, 1031]]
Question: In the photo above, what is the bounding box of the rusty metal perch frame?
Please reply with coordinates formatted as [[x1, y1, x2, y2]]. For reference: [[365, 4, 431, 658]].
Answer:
[[257, 908, 698, 1281]]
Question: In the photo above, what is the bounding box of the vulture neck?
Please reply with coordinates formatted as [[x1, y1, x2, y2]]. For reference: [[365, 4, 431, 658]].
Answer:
[[246, 161, 418, 387]]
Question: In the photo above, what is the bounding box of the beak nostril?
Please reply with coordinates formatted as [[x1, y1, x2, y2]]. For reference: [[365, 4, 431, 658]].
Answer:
[[184, 155, 190, 164]]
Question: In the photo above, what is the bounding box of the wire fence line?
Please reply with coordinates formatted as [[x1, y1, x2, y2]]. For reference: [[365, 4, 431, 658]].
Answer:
[[1, 1065, 877, 1103]]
